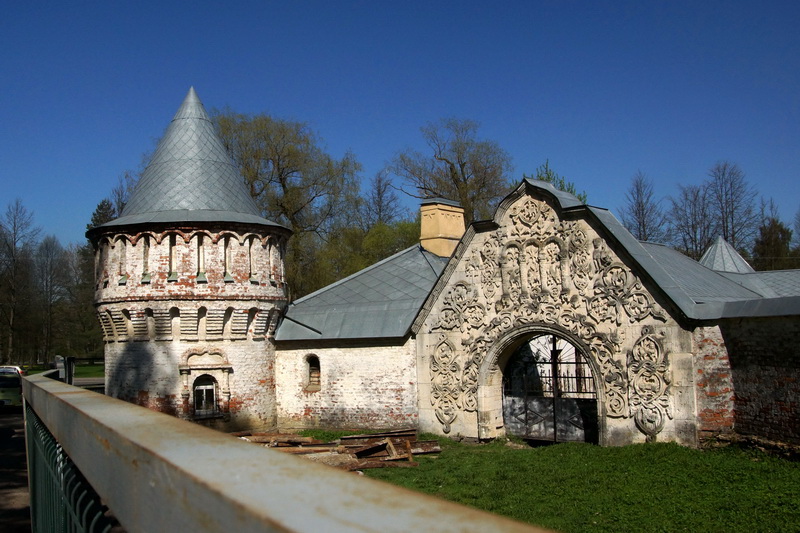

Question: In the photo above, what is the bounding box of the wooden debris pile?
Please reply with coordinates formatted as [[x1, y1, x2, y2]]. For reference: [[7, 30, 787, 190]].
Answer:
[[232, 428, 441, 470]]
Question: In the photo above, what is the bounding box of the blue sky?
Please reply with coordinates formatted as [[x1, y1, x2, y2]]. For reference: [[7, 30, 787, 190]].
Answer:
[[1, 1, 798, 246]]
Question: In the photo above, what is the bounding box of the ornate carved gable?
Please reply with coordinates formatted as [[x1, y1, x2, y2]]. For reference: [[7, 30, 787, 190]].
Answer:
[[420, 187, 674, 441]]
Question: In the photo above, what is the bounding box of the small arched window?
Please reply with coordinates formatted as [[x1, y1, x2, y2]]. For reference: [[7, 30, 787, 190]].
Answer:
[[305, 355, 321, 392], [193, 375, 218, 417]]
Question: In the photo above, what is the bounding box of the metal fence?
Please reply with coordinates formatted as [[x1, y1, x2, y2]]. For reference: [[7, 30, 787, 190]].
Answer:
[[26, 404, 118, 532], [23, 374, 544, 533]]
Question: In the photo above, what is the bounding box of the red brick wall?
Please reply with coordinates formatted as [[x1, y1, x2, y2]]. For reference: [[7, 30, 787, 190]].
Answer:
[[721, 316, 800, 445], [693, 326, 736, 437]]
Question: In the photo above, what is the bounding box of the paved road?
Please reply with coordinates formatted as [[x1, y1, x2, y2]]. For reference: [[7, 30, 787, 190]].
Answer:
[[0, 407, 30, 532]]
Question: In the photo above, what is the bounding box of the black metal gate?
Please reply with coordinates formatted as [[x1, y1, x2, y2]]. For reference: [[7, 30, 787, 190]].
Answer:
[[502, 334, 598, 443]]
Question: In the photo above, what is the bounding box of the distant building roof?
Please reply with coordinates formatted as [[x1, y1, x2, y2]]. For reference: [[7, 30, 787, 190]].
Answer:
[[93, 87, 285, 232], [275, 246, 449, 341], [699, 236, 755, 273]]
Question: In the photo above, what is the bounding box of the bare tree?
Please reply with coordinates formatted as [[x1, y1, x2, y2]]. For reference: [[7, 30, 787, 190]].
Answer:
[[0, 199, 41, 363], [706, 161, 759, 251], [620, 171, 668, 242], [34, 235, 67, 363], [111, 170, 140, 216], [363, 170, 402, 228], [794, 206, 800, 250], [390, 118, 513, 224], [669, 184, 717, 260]]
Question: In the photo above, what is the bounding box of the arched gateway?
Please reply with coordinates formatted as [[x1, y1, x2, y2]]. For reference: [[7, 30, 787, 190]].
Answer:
[[415, 181, 688, 446], [502, 332, 598, 443]]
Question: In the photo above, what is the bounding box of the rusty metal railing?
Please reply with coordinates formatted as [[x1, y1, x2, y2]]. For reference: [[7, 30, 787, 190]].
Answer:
[[23, 374, 543, 533]]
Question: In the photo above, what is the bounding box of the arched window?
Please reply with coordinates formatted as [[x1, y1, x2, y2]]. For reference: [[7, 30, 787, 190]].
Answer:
[[141, 236, 151, 284], [305, 355, 321, 392], [170, 307, 180, 340], [197, 307, 207, 341], [167, 234, 178, 282], [193, 375, 218, 417], [196, 234, 207, 283], [223, 236, 234, 283], [117, 238, 128, 285]]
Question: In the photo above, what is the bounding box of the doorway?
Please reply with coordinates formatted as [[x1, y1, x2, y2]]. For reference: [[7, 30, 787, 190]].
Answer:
[[502, 334, 598, 443]]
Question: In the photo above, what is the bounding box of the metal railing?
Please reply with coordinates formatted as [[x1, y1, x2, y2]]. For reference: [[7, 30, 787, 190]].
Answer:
[[23, 374, 544, 533], [26, 404, 118, 532]]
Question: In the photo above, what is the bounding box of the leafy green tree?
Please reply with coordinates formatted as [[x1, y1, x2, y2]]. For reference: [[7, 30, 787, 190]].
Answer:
[[524, 160, 587, 203], [60, 243, 104, 359], [214, 110, 361, 237], [390, 118, 513, 224], [214, 110, 362, 297], [88, 198, 117, 231], [752, 217, 794, 270]]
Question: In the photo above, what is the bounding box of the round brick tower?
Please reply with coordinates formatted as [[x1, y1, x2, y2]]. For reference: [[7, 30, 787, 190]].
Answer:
[[86, 88, 291, 431]]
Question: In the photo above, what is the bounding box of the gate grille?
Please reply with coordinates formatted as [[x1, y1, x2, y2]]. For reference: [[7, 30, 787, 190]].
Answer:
[[503, 334, 598, 443]]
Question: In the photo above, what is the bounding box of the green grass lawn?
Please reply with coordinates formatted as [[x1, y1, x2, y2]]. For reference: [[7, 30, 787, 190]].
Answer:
[[360, 436, 800, 532], [73, 363, 105, 378]]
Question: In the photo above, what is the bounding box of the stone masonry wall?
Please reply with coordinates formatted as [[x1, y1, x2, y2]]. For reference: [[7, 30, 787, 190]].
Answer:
[[274, 339, 418, 431], [416, 186, 694, 446], [720, 316, 800, 445]]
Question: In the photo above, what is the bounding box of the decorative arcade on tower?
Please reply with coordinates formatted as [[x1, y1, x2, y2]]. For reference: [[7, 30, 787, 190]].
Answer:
[[87, 88, 290, 430]]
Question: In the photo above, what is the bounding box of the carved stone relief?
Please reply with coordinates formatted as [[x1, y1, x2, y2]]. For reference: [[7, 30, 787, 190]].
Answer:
[[426, 195, 670, 439], [628, 326, 672, 441]]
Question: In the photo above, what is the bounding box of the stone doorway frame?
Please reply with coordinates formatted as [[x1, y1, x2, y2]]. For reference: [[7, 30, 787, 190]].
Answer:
[[475, 323, 608, 444]]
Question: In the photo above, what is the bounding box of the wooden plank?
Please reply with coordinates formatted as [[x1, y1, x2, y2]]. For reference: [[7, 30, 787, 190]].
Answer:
[[346, 460, 419, 471]]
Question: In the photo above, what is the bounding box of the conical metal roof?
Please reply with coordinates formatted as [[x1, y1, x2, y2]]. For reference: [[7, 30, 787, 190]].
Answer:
[[97, 87, 285, 230], [699, 236, 755, 273]]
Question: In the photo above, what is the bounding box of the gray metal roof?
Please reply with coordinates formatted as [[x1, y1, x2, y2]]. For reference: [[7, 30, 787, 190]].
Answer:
[[719, 270, 800, 299], [279, 179, 800, 344], [523, 178, 584, 210], [639, 242, 762, 303], [275, 246, 449, 341], [584, 206, 800, 320], [409, 180, 800, 331], [699, 236, 755, 273], [97, 87, 284, 231]]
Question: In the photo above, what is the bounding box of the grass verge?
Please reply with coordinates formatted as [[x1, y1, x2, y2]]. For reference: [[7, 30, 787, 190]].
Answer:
[[363, 437, 800, 532]]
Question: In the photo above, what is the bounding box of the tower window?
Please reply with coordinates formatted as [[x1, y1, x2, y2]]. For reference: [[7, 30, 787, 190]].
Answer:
[[167, 234, 178, 282], [193, 375, 218, 417], [196, 234, 207, 283], [118, 239, 128, 285], [224, 236, 234, 283], [141, 236, 151, 284]]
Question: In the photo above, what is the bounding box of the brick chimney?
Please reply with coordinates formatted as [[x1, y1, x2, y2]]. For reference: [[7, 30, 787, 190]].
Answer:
[[419, 198, 465, 257]]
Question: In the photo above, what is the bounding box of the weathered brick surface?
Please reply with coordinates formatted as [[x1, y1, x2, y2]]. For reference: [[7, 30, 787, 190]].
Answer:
[[275, 340, 418, 430], [693, 326, 735, 437], [94, 225, 288, 432], [720, 316, 800, 445]]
